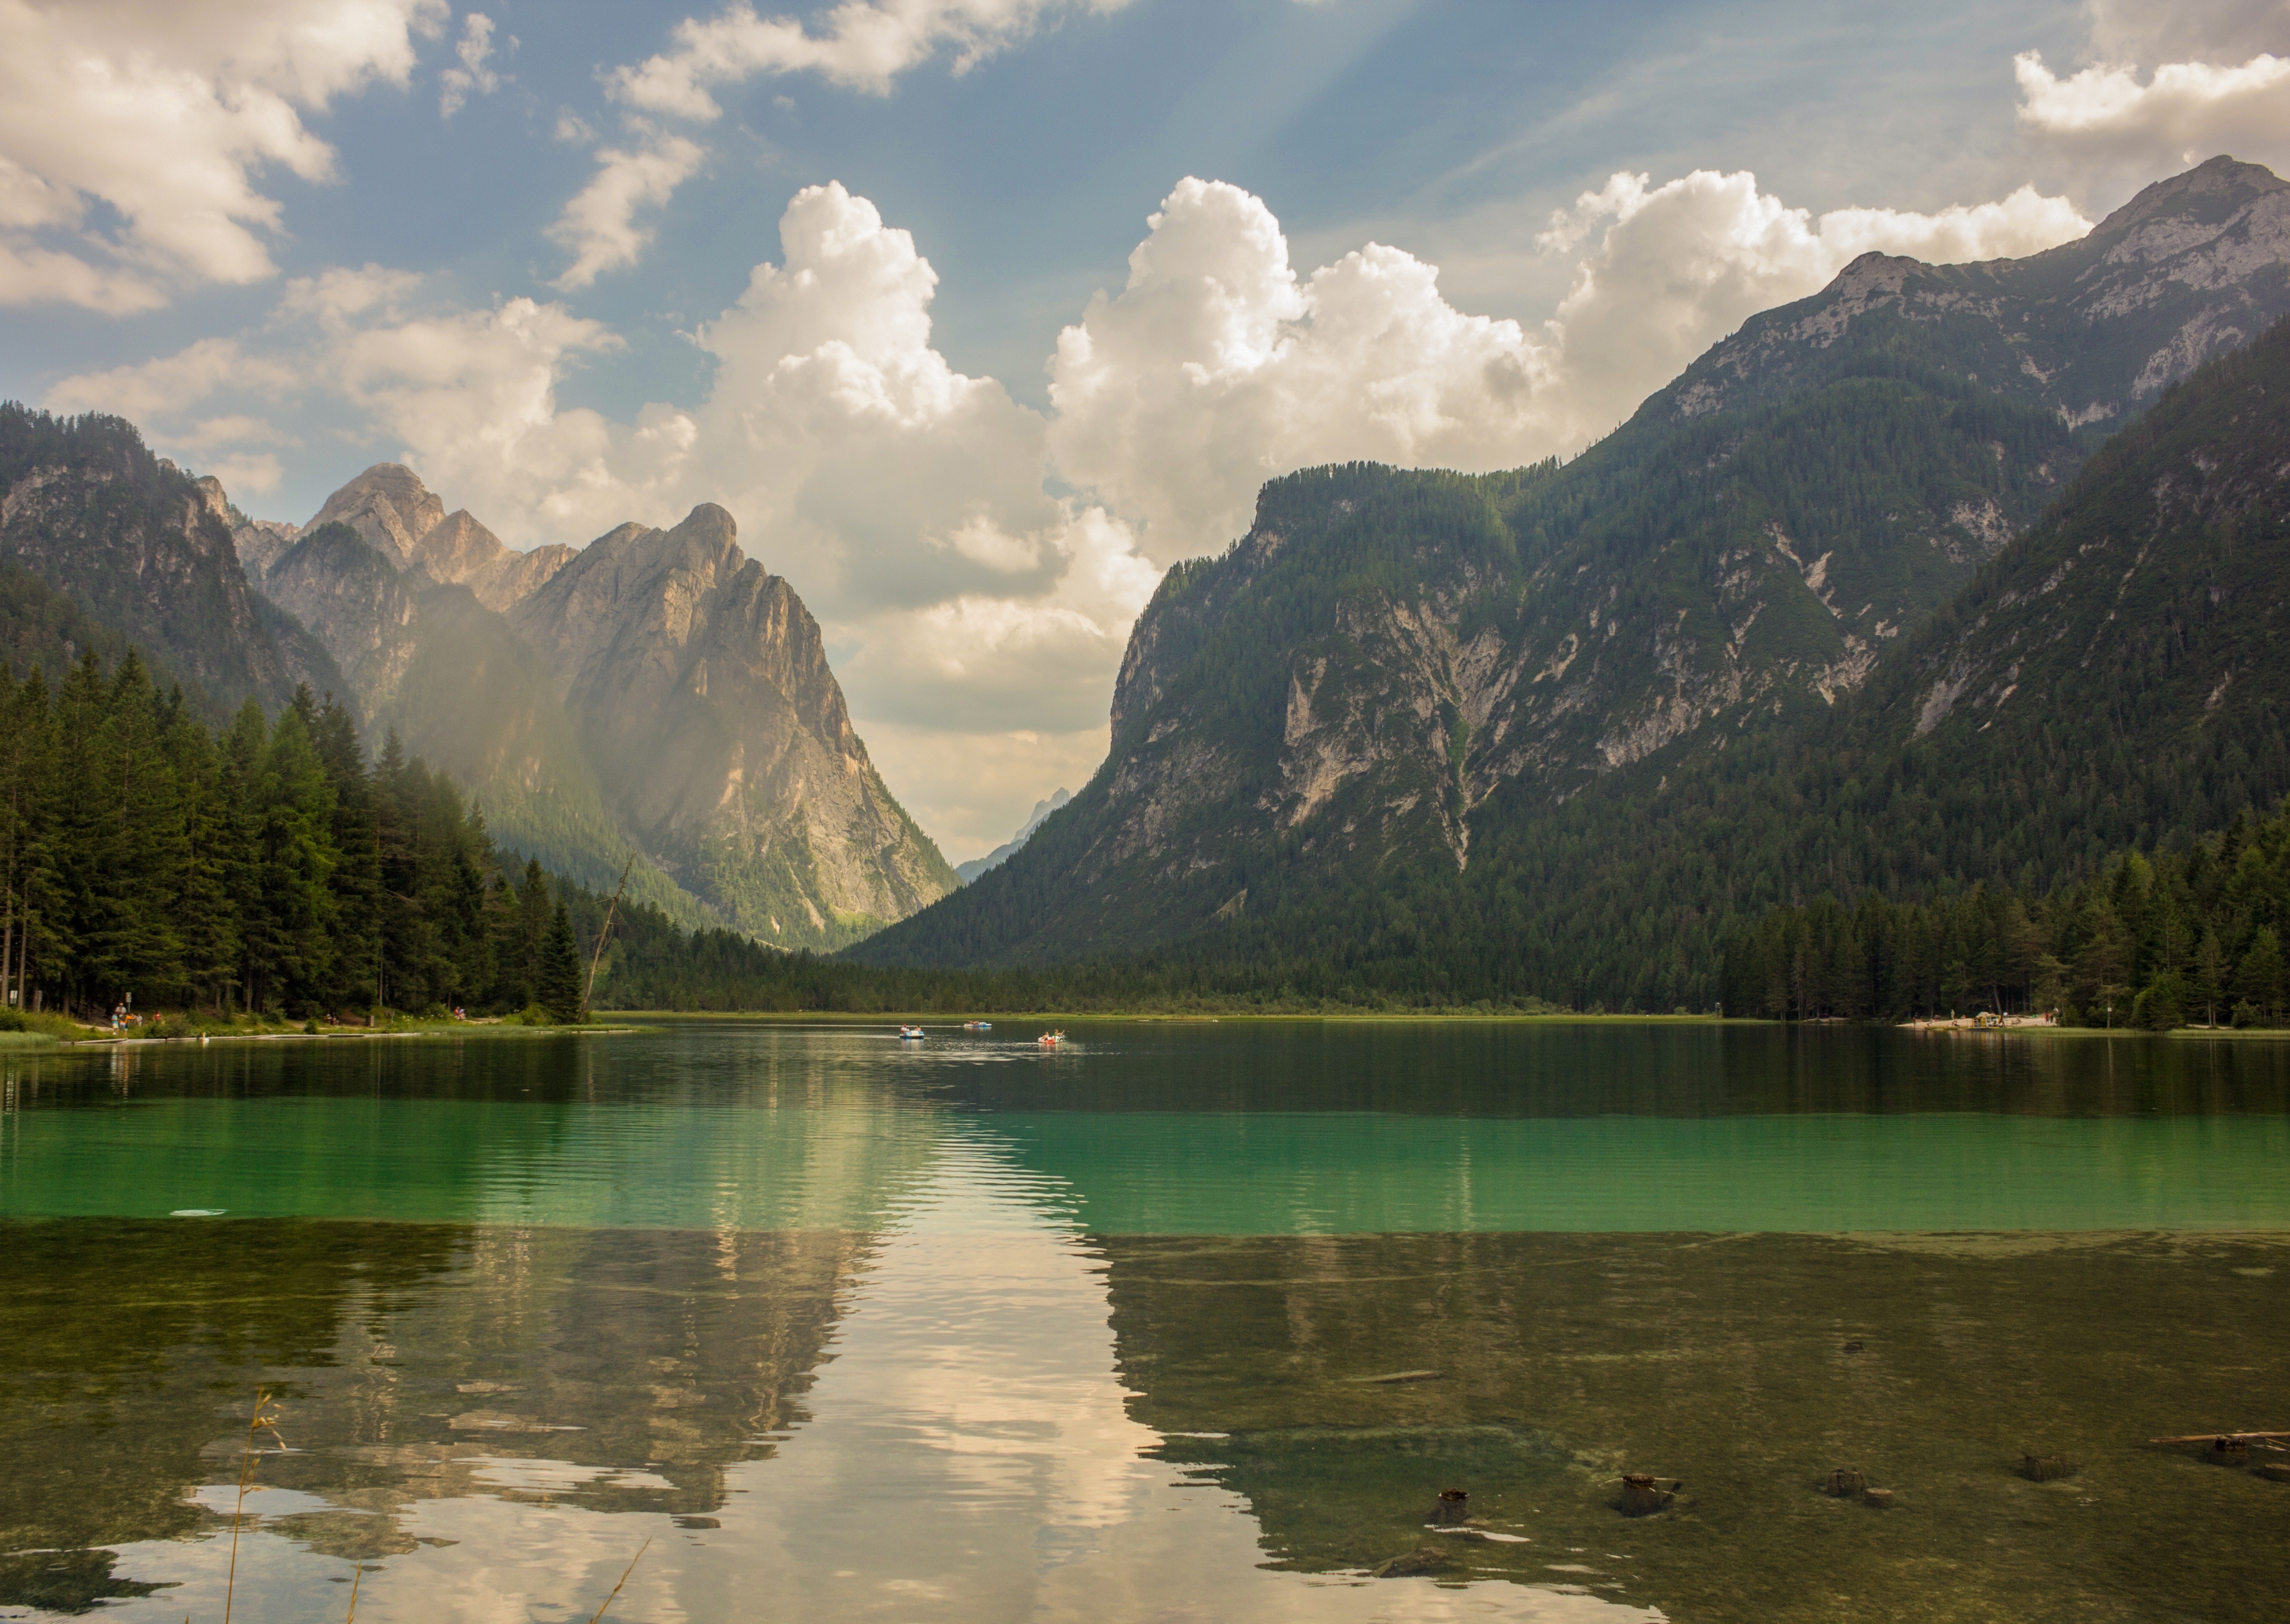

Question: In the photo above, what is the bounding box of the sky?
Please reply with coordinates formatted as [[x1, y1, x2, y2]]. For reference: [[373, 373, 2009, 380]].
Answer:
[[6, 1, 2290, 860]]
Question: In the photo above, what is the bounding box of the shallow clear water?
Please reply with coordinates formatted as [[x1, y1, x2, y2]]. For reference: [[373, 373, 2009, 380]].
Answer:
[[3, 1022, 2287, 1622]]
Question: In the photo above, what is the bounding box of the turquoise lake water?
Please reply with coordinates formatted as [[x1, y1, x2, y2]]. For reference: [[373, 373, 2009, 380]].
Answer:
[[2, 1021, 2286, 1623]]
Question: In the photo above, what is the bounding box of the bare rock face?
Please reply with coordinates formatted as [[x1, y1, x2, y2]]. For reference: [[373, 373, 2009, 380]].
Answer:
[[299, 466, 572, 609], [257, 464, 953, 947], [510, 506, 956, 944], [231, 517, 303, 584], [260, 522, 423, 710], [307, 463, 445, 569], [402, 510, 577, 611]]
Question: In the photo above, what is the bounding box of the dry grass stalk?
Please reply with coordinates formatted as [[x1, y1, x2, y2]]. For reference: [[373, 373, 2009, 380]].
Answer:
[[223, 1389, 283, 1624], [588, 1537, 651, 1624]]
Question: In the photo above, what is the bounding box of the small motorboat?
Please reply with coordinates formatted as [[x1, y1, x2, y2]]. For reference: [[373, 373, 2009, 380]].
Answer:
[[963, 1019, 993, 1031], [1036, 1030, 1066, 1048], [898, 1025, 925, 1041]]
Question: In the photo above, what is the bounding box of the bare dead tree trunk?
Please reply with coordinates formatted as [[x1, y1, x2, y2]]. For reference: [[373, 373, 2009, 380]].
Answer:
[[581, 858, 635, 1019]]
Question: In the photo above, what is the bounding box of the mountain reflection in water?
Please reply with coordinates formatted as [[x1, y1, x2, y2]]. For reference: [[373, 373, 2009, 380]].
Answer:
[[3, 1022, 2288, 1622]]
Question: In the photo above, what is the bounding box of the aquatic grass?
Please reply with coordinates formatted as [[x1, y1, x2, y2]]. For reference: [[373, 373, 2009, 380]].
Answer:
[[222, 1389, 283, 1624], [589, 1537, 650, 1623], [203, 1388, 642, 1624]]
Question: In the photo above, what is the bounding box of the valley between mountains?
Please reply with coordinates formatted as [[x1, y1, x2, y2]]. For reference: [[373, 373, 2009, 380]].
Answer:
[[5, 156, 2290, 1007]]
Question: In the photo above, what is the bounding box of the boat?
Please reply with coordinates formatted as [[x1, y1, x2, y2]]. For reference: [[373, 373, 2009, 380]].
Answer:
[[1037, 1030, 1066, 1047], [898, 1025, 925, 1041], [963, 1020, 993, 1031]]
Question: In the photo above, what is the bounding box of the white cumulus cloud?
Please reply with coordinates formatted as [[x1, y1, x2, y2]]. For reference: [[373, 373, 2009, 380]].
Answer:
[[47, 336, 301, 420], [548, 0, 1128, 288], [1048, 172, 2089, 564], [547, 127, 708, 289], [2081, 0, 2290, 67], [0, 0, 447, 310], [2016, 50, 2290, 180], [2012, 3, 2290, 197], [1048, 178, 1562, 563], [610, 0, 1129, 115], [439, 11, 504, 117], [1539, 169, 2091, 448]]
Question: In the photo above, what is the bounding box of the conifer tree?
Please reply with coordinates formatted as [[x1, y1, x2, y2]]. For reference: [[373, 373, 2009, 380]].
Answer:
[[538, 898, 583, 1022]]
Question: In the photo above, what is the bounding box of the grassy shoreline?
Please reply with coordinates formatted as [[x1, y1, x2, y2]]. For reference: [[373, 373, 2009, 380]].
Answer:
[[10, 1007, 2282, 1046], [609, 1009, 2290, 1036], [0, 1013, 633, 1048]]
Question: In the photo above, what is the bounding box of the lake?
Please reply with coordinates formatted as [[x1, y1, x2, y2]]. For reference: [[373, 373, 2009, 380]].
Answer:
[[3, 1021, 2287, 1623]]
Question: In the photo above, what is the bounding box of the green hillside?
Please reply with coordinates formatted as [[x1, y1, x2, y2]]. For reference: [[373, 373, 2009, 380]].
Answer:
[[854, 315, 2290, 1009], [853, 359, 2086, 969]]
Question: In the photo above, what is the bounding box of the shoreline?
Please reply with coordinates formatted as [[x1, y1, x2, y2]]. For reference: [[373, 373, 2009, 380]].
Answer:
[[606, 1009, 1755, 1026], [3, 1023, 637, 1050]]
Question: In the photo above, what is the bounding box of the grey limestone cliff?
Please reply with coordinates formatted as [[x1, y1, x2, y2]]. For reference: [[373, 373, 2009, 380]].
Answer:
[[1658, 156, 2290, 429], [511, 505, 956, 944], [300, 464, 575, 610]]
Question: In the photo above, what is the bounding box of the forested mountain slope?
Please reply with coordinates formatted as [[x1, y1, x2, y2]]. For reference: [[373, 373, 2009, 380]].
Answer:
[[0, 407, 344, 717], [857, 161, 2290, 972], [857, 301, 2290, 996], [861, 352, 2090, 966]]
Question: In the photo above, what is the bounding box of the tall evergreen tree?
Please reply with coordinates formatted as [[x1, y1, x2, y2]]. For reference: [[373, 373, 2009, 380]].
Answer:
[[537, 898, 583, 1022]]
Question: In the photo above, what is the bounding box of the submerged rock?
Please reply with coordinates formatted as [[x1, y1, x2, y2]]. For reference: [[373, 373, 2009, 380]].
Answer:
[[1618, 1474, 1681, 1516], [1370, 1546, 1449, 1579]]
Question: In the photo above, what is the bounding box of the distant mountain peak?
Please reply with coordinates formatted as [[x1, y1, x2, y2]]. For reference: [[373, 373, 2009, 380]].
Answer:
[[954, 788, 1074, 884], [1656, 156, 2290, 430], [2088, 153, 2287, 243], [507, 500, 953, 940], [308, 463, 444, 568], [298, 464, 573, 613]]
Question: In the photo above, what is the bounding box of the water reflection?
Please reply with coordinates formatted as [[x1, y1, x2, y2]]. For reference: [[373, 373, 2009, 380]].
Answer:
[[4, 1023, 2287, 1623], [2, 1136, 1655, 1622]]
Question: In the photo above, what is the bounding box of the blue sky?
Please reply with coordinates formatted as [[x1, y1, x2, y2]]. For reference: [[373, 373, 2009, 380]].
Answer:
[[4, 0, 2285, 855]]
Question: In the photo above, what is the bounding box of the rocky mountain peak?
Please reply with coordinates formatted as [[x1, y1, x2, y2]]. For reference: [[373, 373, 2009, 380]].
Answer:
[[191, 474, 231, 524], [505, 498, 952, 943], [2086, 154, 2287, 247], [296, 466, 572, 612], [644, 503, 745, 583], [409, 509, 504, 581], [1650, 156, 2290, 431], [308, 463, 445, 567]]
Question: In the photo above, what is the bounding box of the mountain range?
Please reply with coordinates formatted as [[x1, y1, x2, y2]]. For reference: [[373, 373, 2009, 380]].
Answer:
[[6, 155, 2287, 991], [0, 429, 954, 951], [854, 156, 2290, 992]]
